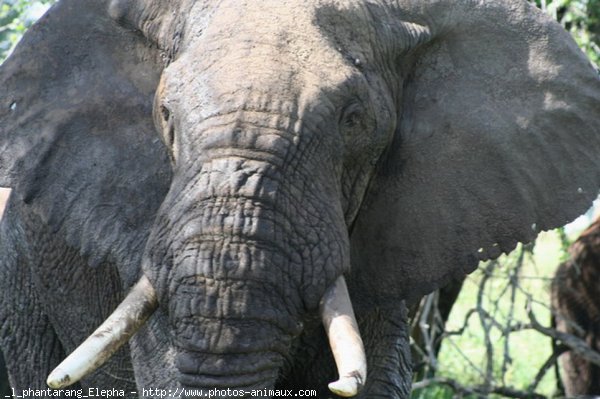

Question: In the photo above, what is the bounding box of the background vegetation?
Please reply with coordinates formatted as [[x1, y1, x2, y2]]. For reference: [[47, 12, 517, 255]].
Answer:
[[411, 230, 589, 399], [535, 0, 599, 65], [0, 0, 53, 60], [1, 0, 599, 398]]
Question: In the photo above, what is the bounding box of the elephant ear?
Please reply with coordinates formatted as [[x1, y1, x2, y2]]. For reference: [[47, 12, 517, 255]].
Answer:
[[350, 0, 600, 303], [0, 0, 171, 278]]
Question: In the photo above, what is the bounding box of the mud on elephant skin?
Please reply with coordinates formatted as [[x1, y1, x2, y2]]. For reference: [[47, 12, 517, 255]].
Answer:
[[0, 0, 599, 398]]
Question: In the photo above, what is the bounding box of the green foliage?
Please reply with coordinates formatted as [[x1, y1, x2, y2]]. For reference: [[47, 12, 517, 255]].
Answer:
[[413, 233, 568, 398], [0, 0, 55, 61], [412, 384, 461, 399], [534, 0, 600, 65]]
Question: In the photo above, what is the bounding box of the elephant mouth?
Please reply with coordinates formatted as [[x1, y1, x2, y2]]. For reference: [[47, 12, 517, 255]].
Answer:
[[46, 275, 366, 397], [178, 372, 278, 391], [176, 351, 280, 390]]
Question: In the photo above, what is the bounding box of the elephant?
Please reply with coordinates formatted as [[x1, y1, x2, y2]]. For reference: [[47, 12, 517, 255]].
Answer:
[[0, 0, 599, 397], [552, 216, 600, 396], [0, 189, 10, 397]]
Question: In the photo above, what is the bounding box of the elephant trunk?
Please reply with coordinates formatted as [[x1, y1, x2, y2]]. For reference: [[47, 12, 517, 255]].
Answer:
[[47, 124, 366, 396], [161, 153, 328, 389]]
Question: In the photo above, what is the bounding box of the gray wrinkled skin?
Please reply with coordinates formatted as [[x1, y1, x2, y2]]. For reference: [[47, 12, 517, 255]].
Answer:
[[0, 0, 599, 398]]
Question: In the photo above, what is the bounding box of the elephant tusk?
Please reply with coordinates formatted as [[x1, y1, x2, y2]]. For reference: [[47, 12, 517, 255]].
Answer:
[[319, 275, 367, 397], [47, 275, 158, 389]]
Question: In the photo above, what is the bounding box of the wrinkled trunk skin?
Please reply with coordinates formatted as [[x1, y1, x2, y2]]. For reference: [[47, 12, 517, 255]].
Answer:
[[130, 3, 355, 394], [132, 121, 347, 396], [166, 159, 305, 390]]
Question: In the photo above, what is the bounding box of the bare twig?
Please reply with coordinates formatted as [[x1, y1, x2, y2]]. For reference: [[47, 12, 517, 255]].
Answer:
[[526, 299, 600, 367], [412, 238, 600, 399], [444, 334, 488, 381], [413, 377, 546, 399], [443, 308, 478, 337], [527, 345, 568, 393], [476, 261, 496, 391], [419, 292, 439, 371], [501, 247, 526, 383]]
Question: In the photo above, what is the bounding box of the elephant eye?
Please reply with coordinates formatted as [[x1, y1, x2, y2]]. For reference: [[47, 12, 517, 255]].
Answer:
[[157, 104, 177, 163], [338, 100, 381, 161], [160, 104, 170, 123], [340, 102, 365, 130], [344, 111, 361, 128]]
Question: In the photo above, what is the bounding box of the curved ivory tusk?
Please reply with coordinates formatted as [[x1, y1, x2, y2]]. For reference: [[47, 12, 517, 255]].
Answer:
[[320, 275, 367, 397], [47, 275, 158, 389]]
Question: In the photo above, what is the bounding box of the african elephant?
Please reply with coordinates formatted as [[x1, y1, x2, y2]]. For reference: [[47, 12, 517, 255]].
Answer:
[[0, 0, 599, 397], [552, 217, 600, 396]]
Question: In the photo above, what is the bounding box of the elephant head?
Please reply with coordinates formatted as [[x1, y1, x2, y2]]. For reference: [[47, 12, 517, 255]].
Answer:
[[0, 0, 599, 396]]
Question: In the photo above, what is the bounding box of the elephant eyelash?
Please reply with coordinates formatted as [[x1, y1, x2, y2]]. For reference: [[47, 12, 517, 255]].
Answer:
[[343, 111, 361, 128], [167, 121, 176, 149], [160, 105, 176, 148], [158, 105, 177, 163], [339, 102, 365, 129], [160, 105, 171, 124]]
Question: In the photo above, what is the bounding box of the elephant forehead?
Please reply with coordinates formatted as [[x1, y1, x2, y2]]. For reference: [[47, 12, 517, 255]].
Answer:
[[182, 0, 377, 68], [162, 22, 364, 127], [185, 1, 315, 48]]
